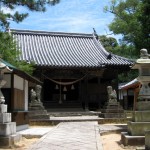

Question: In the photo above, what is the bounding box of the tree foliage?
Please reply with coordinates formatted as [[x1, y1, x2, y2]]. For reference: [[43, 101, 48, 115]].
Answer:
[[99, 35, 118, 53], [0, 0, 60, 30], [0, 0, 60, 74], [99, 35, 137, 59], [0, 32, 34, 74], [104, 0, 150, 53], [99, 35, 138, 82]]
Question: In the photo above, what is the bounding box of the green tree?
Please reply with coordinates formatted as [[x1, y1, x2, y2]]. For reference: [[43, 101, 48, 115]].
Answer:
[[99, 35, 137, 59], [0, 32, 34, 74], [104, 0, 150, 53], [137, 0, 150, 51], [0, 0, 60, 74], [99, 35, 118, 53], [99, 35, 138, 82], [0, 0, 60, 30]]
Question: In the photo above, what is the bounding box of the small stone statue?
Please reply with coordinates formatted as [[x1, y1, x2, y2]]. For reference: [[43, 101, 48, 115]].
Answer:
[[107, 86, 117, 103], [30, 89, 37, 103], [140, 49, 150, 59], [30, 85, 42, 103], [35, 85, 42, 102]]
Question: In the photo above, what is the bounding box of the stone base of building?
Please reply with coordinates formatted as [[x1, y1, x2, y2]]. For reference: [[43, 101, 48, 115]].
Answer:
[[121, 132, 145, 146]]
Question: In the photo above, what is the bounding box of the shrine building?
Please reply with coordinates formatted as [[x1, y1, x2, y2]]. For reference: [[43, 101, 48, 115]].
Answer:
[[11, 29, 133, 111]]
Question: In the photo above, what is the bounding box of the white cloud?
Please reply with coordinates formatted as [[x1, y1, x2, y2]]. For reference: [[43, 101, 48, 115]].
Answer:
[[10, 0, 116, 36]]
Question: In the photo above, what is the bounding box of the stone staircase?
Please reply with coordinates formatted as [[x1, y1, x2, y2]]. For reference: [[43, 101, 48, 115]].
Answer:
[[43, 101, 84, 111]]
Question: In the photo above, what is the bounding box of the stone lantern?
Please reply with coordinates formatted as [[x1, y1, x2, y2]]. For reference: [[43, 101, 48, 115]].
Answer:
[[132, 48, 150, 110], [121, 49, 150, 148], [0, 60, 12, 103], [0, 60, 21, 147]]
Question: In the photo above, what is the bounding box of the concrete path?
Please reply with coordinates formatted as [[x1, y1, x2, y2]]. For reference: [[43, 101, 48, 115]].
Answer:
[[28, 122, 103, 150]]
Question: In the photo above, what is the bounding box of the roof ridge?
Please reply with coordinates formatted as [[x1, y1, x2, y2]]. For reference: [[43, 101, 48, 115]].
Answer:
[[10, 29, 93, 38], [93, 34, 134, 64], [92, 33, 112, 60], [111, 53, 135, 63]]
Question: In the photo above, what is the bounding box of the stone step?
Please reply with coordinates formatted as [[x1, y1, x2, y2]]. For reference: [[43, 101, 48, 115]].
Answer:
[[29, 114, 50, 119], [104, 105, 123, 109], [101, 109, 124, 113], [99, 113, 125, 118], [29, 110, 48, 115], [48, 112, 100, 117], [43, 101, 82, 109]]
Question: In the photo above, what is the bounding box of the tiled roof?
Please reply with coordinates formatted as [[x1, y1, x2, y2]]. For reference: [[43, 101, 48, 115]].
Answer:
[[11, 29, 133, 68], [120, 78, 140, 90], [2, 59, 42, 84]]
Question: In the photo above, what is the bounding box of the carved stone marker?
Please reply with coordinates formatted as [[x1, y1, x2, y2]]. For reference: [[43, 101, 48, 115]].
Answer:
[[99, 86, 124, 118]]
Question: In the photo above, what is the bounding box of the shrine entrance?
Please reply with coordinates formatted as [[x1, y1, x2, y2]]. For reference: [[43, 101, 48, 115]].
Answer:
[[43, 79, 79, 103]]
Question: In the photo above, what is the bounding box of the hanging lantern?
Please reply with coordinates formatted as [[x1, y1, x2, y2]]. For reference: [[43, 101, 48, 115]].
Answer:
[[71, 84, 75, 90], [55, 84, 59, 89], [63, 86, 67, 91]]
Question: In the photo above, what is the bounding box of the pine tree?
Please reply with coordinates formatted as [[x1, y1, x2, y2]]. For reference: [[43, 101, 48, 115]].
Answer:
[[0, 0, 60, 30], [0, 0, 60, 74]]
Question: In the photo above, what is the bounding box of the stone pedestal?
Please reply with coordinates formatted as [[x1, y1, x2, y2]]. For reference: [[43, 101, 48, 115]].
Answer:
[[137, 101, 150, 111], [0, 104, 21, 147], [29, 102, 49, 119], [99, 102, 125, 118], [121, 110, 150, 146]]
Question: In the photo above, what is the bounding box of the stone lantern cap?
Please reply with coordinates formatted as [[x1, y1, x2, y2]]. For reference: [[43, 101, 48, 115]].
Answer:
[[132, 49, 150, 69]]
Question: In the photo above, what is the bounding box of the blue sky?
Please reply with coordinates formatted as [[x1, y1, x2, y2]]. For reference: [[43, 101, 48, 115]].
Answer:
[[10, 0, 115, 36]]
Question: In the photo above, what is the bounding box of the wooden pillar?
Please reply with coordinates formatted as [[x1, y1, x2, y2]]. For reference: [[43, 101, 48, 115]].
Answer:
[[79, 81, 81, 102], [11, 73, 14, 111], [116, 71, 119, 102], [84, 76, 89, 110]]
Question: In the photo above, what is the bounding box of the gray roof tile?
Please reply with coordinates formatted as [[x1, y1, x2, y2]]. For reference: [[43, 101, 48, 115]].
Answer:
[[11, 29, 133, 68]]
